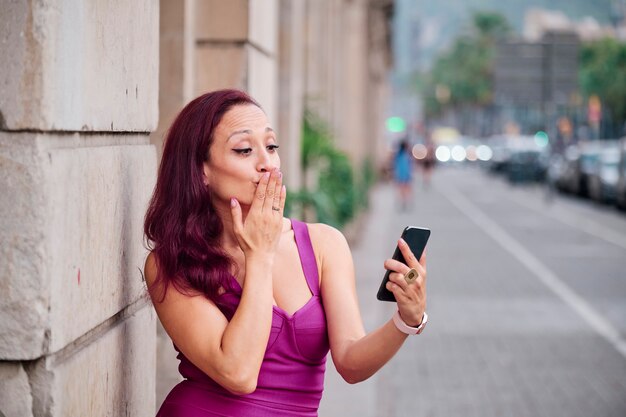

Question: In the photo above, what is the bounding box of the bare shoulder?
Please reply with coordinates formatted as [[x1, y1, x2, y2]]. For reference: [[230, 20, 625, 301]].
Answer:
[[306, 222, 351, 264], [307, 222, 348, 246]]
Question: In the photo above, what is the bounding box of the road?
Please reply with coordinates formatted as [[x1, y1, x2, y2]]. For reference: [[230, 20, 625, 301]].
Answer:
[[319, 165, 626, 417]]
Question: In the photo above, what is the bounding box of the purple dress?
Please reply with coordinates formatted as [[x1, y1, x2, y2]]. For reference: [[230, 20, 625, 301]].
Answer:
[[157, 220, 330, 416]]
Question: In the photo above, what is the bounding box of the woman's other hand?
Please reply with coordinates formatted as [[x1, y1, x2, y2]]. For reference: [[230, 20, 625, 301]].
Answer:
[[383, 238, 427, 326], [229, 168, 286, 260]]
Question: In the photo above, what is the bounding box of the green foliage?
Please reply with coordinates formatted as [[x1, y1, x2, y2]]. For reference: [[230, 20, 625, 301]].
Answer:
[[579, 37, 626, 129], [301, 112, 333, 171], [286, 112, 375, 228], [422, 11, 511, 116], [355, 157, 376, 208]]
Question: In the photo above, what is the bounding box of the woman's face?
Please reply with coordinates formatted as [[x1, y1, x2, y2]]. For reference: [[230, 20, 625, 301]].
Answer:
[[204, 104, 280, 207]]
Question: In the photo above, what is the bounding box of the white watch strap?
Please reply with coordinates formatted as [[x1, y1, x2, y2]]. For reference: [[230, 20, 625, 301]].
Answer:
[[392, 310, 428, 335]]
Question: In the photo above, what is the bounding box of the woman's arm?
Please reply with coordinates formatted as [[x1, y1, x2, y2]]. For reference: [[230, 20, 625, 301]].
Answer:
[[145, 253, 274, 395], [314, 224, 427, 384], [146, 169, 286, 395]]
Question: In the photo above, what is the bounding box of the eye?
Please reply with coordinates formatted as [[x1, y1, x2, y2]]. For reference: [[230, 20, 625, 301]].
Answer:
[[233, 148, 252, 155], [267, 144, 280, 152]]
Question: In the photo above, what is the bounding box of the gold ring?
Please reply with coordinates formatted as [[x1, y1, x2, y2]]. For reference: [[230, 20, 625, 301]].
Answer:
[[403, 268, 418, 284], [272, 206, 280, 211]]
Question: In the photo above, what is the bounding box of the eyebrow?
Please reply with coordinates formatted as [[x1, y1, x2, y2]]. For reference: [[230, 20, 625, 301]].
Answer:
[[227, 127, 274, 141]]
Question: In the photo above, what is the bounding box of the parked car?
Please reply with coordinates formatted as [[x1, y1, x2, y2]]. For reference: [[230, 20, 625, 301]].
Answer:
[[576, 141, 605, 197], [555, 145, 580, 193], [615, 137, 626, 210], [587, 145, 621, 203], [507, 148, 548, 184], [487, 142, 512, 174]]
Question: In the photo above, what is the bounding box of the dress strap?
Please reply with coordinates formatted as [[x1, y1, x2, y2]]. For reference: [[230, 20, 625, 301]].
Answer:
[[290, 219, 320, 295]]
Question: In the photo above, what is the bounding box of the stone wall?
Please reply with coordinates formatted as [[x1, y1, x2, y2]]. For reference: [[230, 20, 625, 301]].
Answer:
[[0, 1, 159, 416]]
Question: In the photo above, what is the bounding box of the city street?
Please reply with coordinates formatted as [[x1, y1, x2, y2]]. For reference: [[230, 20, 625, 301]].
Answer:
[[319, 165, 626, 417]]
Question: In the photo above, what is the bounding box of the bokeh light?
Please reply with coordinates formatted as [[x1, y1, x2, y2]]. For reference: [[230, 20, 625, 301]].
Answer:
[[476, 145, 493, 161], [451, 145, 466, 162], [412, 144, 427, 159], [435, 146, 451, 162], [386, 117, 406, 133], [466, 145, 477, 161], [534, 131, 549, 147]]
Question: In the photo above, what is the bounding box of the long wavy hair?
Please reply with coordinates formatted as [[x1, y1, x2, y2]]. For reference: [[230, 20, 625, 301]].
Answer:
[[144, 89, 260, 307]]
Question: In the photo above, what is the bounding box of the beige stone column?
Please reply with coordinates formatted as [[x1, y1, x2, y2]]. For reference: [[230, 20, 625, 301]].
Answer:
[[193, 0, 278, 126], [151, 0, 196, 159], [0, 1, 158, 416], [278, 0, 305, 191], [339, 0, 369, 166]]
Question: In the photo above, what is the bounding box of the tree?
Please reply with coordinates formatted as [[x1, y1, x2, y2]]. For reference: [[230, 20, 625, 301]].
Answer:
[[422, 11, 510, 117], [579, 37, 626, 135]]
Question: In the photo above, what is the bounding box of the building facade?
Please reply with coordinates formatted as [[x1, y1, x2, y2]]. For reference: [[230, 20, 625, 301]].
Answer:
[[0, 1, 394, 415]]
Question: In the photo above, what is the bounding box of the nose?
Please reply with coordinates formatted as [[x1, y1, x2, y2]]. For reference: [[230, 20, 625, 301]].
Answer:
[[257, 149, 277, 173]]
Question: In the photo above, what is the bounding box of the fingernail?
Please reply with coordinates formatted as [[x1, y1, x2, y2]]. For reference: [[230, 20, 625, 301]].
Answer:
[[230, 198, 237, 208], [264, 172, 270, 179]]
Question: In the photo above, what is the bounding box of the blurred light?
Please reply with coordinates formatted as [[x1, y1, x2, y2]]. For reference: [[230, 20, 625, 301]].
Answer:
[[432, 127, 460, 144], [386, 117, 406, 133], [451, 145, 466, 162], [435, 146, 451, 162], [435, 84, 451, 104], [466, 145, 477, 161], [476, 145, 493, 161], [534, 131, 549, 147], [412, 144, 427, 160]]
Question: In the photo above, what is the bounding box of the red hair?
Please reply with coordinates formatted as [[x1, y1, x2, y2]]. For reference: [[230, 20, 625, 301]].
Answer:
[[144, 89, 260, 307]]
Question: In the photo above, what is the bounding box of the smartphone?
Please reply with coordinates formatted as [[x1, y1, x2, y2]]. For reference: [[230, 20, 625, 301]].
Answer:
[[376, 226, 431, 302]]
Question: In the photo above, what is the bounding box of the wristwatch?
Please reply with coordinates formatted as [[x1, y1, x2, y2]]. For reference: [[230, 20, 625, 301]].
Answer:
[[392, 310, 428, 335]]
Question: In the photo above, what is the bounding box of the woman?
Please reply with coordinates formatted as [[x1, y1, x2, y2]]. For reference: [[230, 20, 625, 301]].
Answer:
[[144, 89, 428, 416], [393, 139, 413, 210]]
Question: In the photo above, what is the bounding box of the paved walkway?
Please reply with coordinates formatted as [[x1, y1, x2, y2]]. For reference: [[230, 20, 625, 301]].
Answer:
[[156, 166, 626, 416], [319, 166, 626, 417]]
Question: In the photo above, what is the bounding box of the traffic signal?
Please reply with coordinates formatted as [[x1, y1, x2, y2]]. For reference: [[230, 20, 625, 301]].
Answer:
[[386, 117, 406, 133]]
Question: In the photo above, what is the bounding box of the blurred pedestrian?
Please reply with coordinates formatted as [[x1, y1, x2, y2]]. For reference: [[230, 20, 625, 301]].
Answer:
[[143, 89, 429, 416], [393, 138, 414, 210]]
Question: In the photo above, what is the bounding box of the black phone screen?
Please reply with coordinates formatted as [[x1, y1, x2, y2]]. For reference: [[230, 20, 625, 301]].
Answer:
[[376, 226, 431, 302]]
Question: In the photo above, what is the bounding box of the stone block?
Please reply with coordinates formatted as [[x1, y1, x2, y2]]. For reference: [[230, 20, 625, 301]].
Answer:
[[0, 362, 34, 417], [249, 0, 278, 55], [195, 44, 248, 94], [195, 0, 248, 41], [27, 306, 156, 417], [44, 137, 157, 354], [0, 0, 158, 131], [0, 132, 157, 358], [0, 133, 51, 359]]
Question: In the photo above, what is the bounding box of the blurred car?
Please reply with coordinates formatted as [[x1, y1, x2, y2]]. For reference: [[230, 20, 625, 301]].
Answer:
[[554, 145, 580, 192], [575, 141, 604, 197], [587, 145, 621, 203], [616, 137, 626, 210], [486, 136, 511, 173], [557, 141, 605, 196], [485, 135, 547, 180], [507, 148, 548, 184]]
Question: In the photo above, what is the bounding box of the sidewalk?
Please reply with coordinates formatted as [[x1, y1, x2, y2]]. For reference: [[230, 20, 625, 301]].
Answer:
[[319, 167, 626, 417]]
